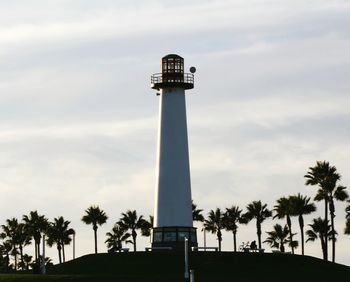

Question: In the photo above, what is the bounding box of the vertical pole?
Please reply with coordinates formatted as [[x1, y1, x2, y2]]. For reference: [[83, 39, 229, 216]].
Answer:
[[204, 229, 207, 251], [190, 269, 195, 282], [184, 238, 189, 280]]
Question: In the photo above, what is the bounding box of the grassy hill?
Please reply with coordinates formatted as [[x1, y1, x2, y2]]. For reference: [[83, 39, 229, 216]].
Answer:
[[1, 252, 350, 282]]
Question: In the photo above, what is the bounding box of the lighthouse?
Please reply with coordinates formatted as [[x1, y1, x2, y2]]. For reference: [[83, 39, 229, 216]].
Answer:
[[151, 54, 197, 250]]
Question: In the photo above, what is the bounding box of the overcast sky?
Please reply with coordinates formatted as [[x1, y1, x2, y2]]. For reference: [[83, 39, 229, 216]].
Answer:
[[1, 0, 350, 265]]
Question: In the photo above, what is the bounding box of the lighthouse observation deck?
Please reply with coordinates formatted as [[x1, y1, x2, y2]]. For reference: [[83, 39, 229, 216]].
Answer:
[[151, 72, 194, 90], [151, 54, 194, 90]]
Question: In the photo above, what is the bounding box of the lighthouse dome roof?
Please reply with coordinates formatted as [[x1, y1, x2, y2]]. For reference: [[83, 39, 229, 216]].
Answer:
[[163, 54, 183, 59]]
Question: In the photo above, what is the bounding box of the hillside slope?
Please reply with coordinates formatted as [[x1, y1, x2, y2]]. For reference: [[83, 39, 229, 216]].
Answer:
[[46, 251, 350, 282]]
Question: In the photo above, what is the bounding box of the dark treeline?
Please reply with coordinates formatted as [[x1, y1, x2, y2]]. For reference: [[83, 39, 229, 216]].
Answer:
[[1, 161, 349, 272]]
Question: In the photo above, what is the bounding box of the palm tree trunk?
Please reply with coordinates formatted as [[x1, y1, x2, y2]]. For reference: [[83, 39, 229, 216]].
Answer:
[[299, 215, 305, 255], [280, 242, 285, 253], [330, 198, 336, 263], [287, 215, 294, 254], [14, 244, 17, 270], [233, 231, 237, 252], [34, 242, 38, 261], [37, 241, 41, 259], [20, 245, 24, 269], [5, 254, 10, 269], [62, 243, 66, 262], [217, 229, 222, 252], [324, 199, 328, 261], [132, 229, 137, 252], [321, 235, 326, 260], [57, 245, 62, 264], [93, 226, 98, 254], [257, 221, 262, 249]]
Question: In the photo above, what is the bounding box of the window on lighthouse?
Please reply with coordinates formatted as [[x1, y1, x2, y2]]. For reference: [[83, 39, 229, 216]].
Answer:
[[164, 230, 176, 242], [153, 231, 162, 242]]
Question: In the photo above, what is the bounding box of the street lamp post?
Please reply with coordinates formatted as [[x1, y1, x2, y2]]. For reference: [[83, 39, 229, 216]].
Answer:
[[184, 237, 189, 280]]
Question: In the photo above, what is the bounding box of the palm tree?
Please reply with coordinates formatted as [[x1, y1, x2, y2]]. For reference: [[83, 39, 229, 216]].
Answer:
[[192, 201, 204, 222], [306, 217, 331, 260], [22, 211, 48, 261], [345, 200, 350, 235], [345, 220, 350, 235], [305, 161, 348, 262], [47, 217, 75, 263], [243, 201, 272, 249], [192, 201, 206, 248], [274, 197, 296, 254], [118, 210, 146, 252], [46, 222, 62, 264], [223, 206, 244, 252], [264, 224, 290, 252], [305, 161, 333, 261], [21, 254, 32, 270], [204, 208, 224, 251], [0, 241, 12, 271], [326, 177, 348, 263], [82, 206, 108, 254], [16, 223, 31, 268], [1, 218, 31, 270], [105, 223, 132, 252], [62, 226, 75, 262], [1, 218, 21, 269], [290, 193, 316, 255], [141, 216, 153, 243]]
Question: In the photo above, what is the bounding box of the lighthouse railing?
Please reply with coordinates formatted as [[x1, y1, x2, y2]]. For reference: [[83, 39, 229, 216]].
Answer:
[[151, 73, 194, 84]]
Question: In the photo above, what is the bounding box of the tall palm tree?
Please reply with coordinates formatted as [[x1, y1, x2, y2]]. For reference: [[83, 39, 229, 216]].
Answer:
[[82, 206, 108, 254], [105, 223, 132, 252], [16, 223, 31, 268], [118, 210, 146, 252], [62, 226, 75, 263], [223, 206, 243, 252], [243, 201, 272, 249], [274, 197, 296, 254], [22, 211, 48, 261], [306, 217, 331, 260], [204, 208, 224, 251], [46, 217, 75, 263], [46, 225, 62, 264], [325, 177, 348, 263], [1, 218, 20, 270], [290, 193, 316, 255], [264, 224, 290, 253], [305, 161, 332, 261], [305, 161, 348, 262]]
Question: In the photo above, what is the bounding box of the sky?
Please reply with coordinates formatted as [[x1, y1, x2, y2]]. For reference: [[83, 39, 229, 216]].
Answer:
[[1, 0, 350, 265]]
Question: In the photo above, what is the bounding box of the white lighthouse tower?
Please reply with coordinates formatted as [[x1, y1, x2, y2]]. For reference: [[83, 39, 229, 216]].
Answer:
[[151, 54, 197, 250]]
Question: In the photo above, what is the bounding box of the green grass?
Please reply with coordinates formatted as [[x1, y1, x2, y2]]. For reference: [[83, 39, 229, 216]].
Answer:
[[1, 252, 350, 282]]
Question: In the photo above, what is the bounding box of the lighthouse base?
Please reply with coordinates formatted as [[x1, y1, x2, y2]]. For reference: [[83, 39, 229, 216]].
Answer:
[[151, 226, 197, 251]]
